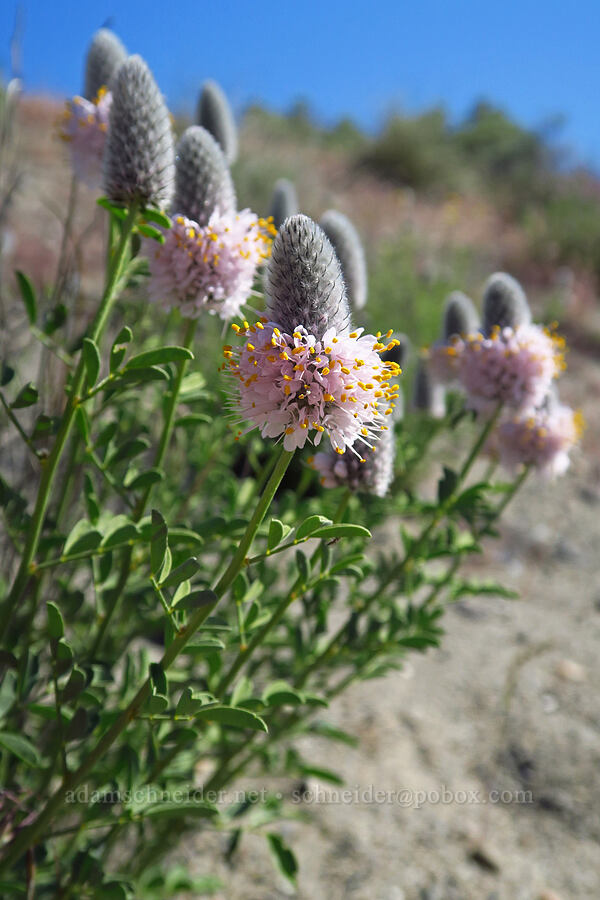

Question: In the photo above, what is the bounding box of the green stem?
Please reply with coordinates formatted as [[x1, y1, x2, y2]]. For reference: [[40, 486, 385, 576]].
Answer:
[[295, 404, 503, 689], [0, 448, 293, 871], [0, 205, 138, 643], [0, 392, 41, 461], [89, 318, 197, 657]]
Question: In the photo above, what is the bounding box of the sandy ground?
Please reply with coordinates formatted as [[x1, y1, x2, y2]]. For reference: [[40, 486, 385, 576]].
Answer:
[[184, 350, 600, 899]]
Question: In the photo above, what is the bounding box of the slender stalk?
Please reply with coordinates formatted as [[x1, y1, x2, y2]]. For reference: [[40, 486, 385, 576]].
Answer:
[[0, 448, 293, 871], [421, 463, 530, 609], [0, 205, 138, 642], [90, 318, 197, 657], [295, 404, 503, 688]]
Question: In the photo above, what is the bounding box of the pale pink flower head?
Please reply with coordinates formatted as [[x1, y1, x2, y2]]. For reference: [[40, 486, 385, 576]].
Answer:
[[224, 321, 401, 453], [427, 335, 465, 384], [145, 210, 275, 320], [457, 323, 565, 414], [492, 402, 583, 478], [310, 426, 395, 497], [59, 87, 112, 189]]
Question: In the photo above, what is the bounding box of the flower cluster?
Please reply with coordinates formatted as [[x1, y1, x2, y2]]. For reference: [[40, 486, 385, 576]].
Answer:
[[59, 88, 112, 188], [146, 211, 275, 320], [457, 323, 565, 414], [224, 322, 401, 453], [310, 426, 395, 497], [491, 403, 584, 477]]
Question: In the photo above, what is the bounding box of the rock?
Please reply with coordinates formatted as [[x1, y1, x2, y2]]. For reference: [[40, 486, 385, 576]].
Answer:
[[539, 891, 563, 900], [541, 693, 559, 714], [468, 842, 501, 873], [555, 659, 586, 682]]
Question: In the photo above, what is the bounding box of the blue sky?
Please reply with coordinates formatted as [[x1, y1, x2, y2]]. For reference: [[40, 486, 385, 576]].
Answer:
[[2, 0, 599, 168]]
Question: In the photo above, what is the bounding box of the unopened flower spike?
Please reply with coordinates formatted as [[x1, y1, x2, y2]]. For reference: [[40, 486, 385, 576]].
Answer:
[[427, 292, 479, 384], [311, 425, 396, 497], [482, 272, 531, 335], [103, 55, 175, 209], [196, 80, 238, 165], [225, 216, 401, 452], [412, 357, 446, 419], [84, 28, 127, 100], [442, 291, 479, 341], [270, 179, 299, 230], [174, 126, 236, 226], [320, 209, 368, 312], [266, 214, 351, 340]]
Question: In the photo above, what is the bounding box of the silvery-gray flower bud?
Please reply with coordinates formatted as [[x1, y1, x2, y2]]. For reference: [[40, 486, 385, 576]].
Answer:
[[174, 126, 236, 225], [482, 272, 531, 335], [442, 291, 479, 341], [103, 55, 175, 209], [196, 80, 238, 165], [270, 178, 299, 229], [320, 209, 368, 312], [84, 28, 127, 100], [266, 214, 351, 339], [412, 358, 446, 418]]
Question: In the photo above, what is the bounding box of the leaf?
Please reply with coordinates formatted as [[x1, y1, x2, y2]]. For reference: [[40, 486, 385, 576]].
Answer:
[[267, 518, 292, 551], [266, 833, 297, 886], [145, 694, 169, 715], [160, 558, 200, 590], [150, 510, 168, 578], [262, 681, 305, 708], [82, 338, 101, 386], [46, 601, 64, 639], [66, 707, 90, 741], [311, 523, 371, 540], [1, 363, 15, 386], [43, 302, 67, 335], [231, 676, 253, 707], [295, 515, 332, 541], [0, 670, 17, 719], [31, 414, 60, 438], [182, 635, 225, 653], [295, 549, 310, 583], [125, 347, 193, 370], [175, 687, 207, 716], [97, 197, 127, 220], [142, 207, 172, 228], [108, 437, 150, 465], [64, 520, 103, 556], [110, 366, 170, 389], [55, 639, 74, 675], [174, 589, 216, 611], [296, 764, 344, 785], [61, 667, 87, 703], [15, 270, 36, 324], [195, 706, 267, 732], [137, 223, 165, 243], [175, 413, 212, 429], [143, 800, 218, 820], [149, 662, 167, 696], [114, 326, 133, 345], [125, 468, 164, 491], [0, 731, 42, 767], [11, 382, 38, 409], [438, 466, 458, 504]]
